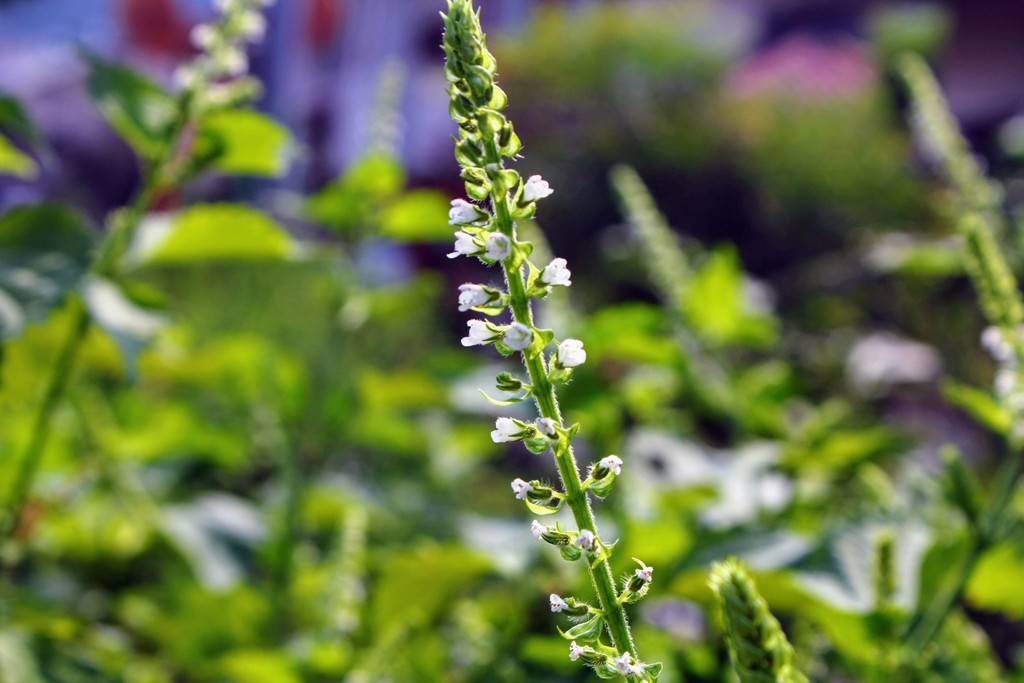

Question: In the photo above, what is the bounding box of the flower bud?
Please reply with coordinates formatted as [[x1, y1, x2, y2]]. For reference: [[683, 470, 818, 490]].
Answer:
[[495, 372, 525, 393]]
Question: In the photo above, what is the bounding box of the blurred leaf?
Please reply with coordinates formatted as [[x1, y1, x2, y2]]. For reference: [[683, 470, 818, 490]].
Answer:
[[82, 276, 166, 375], [83, 51, 177, 159], [0, 133, 36, 179], [0, 204, 94, 341], [141, 204, 294, 265], [197, 109, 294, 178], [682, 246, 776, 348], [0, 630, 44, 683], [378, 189, 451, 242], [162, 494, 266, 591], [785, 425, 905, 472], [370, 544, 491, 636], [943, 380, 1010, 435], [306, 153, 405, 233], [218, 650, 301, 683], [584, 303, 679, 365], [965, 543, 1024, 619], [0, 94, 40, 143]]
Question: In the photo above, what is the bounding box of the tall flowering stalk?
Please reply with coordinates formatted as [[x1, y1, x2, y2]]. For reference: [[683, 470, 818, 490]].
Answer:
[[899, 53, 1024, 651], [441, 2, 659, 679]]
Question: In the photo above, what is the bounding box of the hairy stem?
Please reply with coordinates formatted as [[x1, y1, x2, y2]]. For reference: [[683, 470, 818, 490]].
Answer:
[[489, 161, 637, 659]]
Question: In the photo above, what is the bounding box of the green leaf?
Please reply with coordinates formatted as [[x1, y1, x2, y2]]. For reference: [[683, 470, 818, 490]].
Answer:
[[943, 380, 1010, 434], [0, 133, 36, 179], [378, 190, 452, 242], [82, 276, 167, 375], [644, 662, 664, 680], [525, 497, 564, 516], [682, 246, 777, 348], [141, 204, 294, 265], [0, 94, 40, 143], [0, 204, 94, 341], [966, 543, 1024, 618], [197, 109, 295, 178], [306, 153, 405, 233], [218, 650, 301, 683], [477, 388, 527, 406], [557, 614, 604, 642], [83, 51, 177, 160]]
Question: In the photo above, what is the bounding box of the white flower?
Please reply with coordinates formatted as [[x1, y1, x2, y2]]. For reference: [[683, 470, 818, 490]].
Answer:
[[462, 320, 498, 347], [536, 417, 557, 436], [511, 478, 533, 499], [190, 23, 217, 50], [174, 65, 200, 90], [237, 10, 267, 41], [503, 322, 533, 351], [448, 230, 479, 259], [523, 174, 554, 202], [540, 258, 572, 287], [484, 232, 511, 261], [215, 47, 248, 76], [569, 641, 584, 662], [458, 284, 492, 312], [599, 454, 623, 476], [635, 562, 653, 582], [575, 529, 596, 551], [557, 339, 586, 368], [628, 662, 645, 676], [550, 594, 569, 612], [982, 326, 1014, 363], [493, 417, 525, 443], [531, 520, 545, 540], [449, 198, 483, 225], [612, 653, 633, 675]]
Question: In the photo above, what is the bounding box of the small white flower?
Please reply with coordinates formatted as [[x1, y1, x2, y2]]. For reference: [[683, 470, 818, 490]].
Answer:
[[600, 454, 623, 476], [550, 594, 569, 612], [557, 339, 586, 368], [569, 641, 584, 662], [575, 529, 596, 552], [503, 322, 533, 351], [458, 284, 492, 312], [612, 653, 633, 675], [523, 174, 554, 202], [448, 230, 479, 259], [174, 65, 201, 90], [540, 258, 572, 287], [237, 10, 267, 41], [511, 478, 533, 499], [531, 520, 545, 540], [982, 326, 1014, 363], [215, 46, 248, 76], [190, 23, 217, 50], [484, 232, 511, 261], [449, 198, 483, 225], [628, 662, 645, 676], [536, 417, 557, 436], [462, 320, 497, 347], [635, 562, 653, 582], [493, 417, 525, 443]]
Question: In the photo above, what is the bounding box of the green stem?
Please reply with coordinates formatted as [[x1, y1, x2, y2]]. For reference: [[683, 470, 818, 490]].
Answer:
[[904, 441, 1024, 650], [491, 178, 637, 660], [2, 301, 90, 537], [3, 96, 193, 539]]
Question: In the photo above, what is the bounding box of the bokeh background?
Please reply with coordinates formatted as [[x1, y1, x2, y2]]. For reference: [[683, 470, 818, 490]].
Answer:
[[4, 0, 1024, 681]]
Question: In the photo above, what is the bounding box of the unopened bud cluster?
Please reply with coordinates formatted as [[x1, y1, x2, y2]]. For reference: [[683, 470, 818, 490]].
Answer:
[[174, 0, 275, 109], [442, 1, 658, 679]]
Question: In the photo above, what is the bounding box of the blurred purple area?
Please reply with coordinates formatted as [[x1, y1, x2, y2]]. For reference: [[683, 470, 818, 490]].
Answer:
[[1, 0, 1023, 217]]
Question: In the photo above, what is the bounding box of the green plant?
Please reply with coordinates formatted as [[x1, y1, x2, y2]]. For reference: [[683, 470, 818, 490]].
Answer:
[[441, 1, 660, 679]]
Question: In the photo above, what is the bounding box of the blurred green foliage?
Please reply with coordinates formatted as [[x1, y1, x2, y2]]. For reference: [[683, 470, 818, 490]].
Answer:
[[1, 2, 1024, 681]]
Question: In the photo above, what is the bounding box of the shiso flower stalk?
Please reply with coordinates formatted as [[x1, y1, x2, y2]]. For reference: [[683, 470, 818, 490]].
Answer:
[[709, 559, 808, 683], [441, 2, 659, 679], [899, 53, 1024, 651]]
